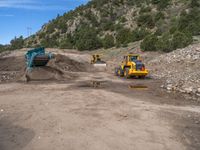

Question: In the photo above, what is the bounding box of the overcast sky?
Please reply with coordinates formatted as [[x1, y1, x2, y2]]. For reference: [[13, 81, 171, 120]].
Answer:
[[0, 0, 89, 44]]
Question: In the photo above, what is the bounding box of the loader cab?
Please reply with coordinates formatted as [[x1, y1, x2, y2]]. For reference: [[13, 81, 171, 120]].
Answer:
[[128, 54, 140, 62]]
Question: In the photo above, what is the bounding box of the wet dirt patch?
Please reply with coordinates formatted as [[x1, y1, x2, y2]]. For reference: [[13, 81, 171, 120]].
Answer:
[[129, 84, 148, 90], [76, 80, 108, 89], [158, 110, 200, 150], [0, 117, 35, 150]]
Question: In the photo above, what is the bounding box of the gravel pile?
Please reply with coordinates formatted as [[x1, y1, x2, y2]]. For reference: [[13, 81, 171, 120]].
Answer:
[[0, 72, 19, 82], [148, 44, 200, 97]]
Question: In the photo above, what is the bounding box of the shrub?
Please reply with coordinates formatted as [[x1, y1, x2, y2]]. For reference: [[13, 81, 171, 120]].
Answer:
[[132, 28, 150, 42], [178, 9, 200, 35], [116, 28, 132, 46], [172, 31, 193, 49], [74, 25, 102, 50], [155, 11, 165, 22], [10, 36, 24, 50], [139, 6, 151, 14], [190, 0, 200, 8], [102, 34, 115, 49], [152, 0, 171, 9], [137, 14, 155, 29], [140, 34, 158, 51], [156, 33, 173, 52], [59, 34, 74, 49]]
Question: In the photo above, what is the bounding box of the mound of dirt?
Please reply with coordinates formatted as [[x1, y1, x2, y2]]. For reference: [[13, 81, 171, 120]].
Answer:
[[148, 44, 200, 98], [0, 56, 26, 71], [24, 66, 71, 82], [48, 54, 90, 72], [0, 53, 90, 83]]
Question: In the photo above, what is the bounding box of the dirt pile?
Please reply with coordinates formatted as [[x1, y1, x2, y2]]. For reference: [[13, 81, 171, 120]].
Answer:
[[48, 54, 90, 72], [148, 44, 200, 97], [0, 56, 26, 82], [0, 53, 90, 82]]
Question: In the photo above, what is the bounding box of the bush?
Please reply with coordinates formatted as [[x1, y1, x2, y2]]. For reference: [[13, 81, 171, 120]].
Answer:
[[116, 28, 132, 46], [177, 9, 200, 35], [152, 0, 171, 9], [102, 34, 115, 49], [59, 34, 74, 49], [172, 31, 193, 49], [132, 28, 150, 42], [139, 6, 151, 14], [137, 14, 155, 29], [141, 31, 193, 52], [155, 11, 165, 22], [156, 33, 173, 52], [10, 36, 24, 50], [190, 0, 200, 8], [140, 34, 158, 51], [74, 25, 102, 50]]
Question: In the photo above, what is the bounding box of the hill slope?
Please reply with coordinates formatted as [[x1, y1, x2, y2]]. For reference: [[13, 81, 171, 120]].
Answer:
[[25, 0, 200, 51]]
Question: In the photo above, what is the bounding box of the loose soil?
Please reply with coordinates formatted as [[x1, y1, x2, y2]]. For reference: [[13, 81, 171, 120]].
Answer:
[[0, 50, 200, 150]]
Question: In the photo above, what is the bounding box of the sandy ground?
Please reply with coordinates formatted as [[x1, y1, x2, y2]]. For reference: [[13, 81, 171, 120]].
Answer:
[[0, 50, 200, 150]]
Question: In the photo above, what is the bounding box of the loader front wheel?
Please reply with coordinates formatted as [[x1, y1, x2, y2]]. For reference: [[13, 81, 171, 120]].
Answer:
[[124, 68, 130, 79]]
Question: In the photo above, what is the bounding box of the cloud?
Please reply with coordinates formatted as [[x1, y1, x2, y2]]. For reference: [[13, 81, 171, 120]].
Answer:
[[0, 0, 89, 10]]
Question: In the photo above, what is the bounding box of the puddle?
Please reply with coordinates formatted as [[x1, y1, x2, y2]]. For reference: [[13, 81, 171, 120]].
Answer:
[[77, 80, 108, 88], [129, 84, 148, 90]]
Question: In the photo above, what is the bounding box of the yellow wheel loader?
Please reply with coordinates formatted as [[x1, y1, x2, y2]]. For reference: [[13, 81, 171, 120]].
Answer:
[[115, 54, 148, 78], [91, 54, 107, 70]]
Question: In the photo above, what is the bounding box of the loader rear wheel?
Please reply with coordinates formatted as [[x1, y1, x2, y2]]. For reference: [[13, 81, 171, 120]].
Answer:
[[118, 68, 124, 77], [115, 68, 119, 76]]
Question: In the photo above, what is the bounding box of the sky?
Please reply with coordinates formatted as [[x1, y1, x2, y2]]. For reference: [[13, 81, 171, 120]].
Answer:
[[0, 0, 89, 45]]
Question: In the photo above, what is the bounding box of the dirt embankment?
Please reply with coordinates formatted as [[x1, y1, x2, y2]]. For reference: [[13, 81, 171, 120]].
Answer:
[[0, 52, 91, 83]]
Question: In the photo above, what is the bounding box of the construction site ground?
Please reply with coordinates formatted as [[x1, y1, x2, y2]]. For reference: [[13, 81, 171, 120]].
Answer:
[[0, 49, 200, 150]]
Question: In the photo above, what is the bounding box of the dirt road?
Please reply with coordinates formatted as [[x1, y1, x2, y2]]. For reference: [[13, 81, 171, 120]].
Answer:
[[0, 50, 200, 150]]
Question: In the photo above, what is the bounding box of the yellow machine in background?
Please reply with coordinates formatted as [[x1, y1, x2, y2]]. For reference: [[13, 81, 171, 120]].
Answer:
[[115, 54, 148, 78], [91, 54, 107, 70]]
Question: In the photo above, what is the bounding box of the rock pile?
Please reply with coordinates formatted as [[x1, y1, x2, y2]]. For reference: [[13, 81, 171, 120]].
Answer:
[[0, 72, 19, 82], [148, 44, 200, 98]]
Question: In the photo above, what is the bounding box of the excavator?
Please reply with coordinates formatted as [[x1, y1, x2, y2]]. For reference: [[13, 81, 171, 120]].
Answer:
[[115, 54, 148, 78]]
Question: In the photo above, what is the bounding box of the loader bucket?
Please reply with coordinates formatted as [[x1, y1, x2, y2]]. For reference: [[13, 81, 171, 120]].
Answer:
[[93, 61, 107, 72]]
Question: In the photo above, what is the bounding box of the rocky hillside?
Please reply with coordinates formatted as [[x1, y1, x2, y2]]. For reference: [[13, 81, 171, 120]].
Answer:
[[25, 0, 200, 51]]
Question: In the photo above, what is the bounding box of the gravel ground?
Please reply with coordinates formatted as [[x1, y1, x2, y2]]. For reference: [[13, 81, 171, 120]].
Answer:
[[0, 48, 200, 150]]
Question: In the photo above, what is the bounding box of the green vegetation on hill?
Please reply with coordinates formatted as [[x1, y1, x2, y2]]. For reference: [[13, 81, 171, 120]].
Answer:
[[0, 36, 24, 52], [23, 0, 200, 52]]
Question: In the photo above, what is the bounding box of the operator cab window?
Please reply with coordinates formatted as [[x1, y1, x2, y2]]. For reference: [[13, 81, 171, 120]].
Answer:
[[130, 56, 138, 62]]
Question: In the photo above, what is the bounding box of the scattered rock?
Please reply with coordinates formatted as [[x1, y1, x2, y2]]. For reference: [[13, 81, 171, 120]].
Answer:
[[148, 43, 200, 98], [184, 87, 193, 94]]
